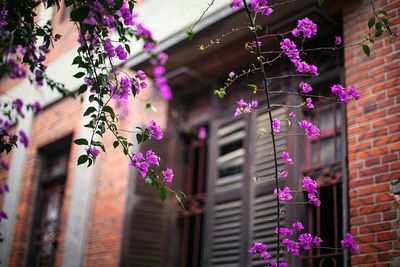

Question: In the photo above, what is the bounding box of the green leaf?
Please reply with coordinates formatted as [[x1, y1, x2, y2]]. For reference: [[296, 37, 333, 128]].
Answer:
[[317, 0, 325, 6], [136, 133, 143, 144], [84, 106, 96, 116], [77, 154, 88, 165], [186, 27, 194, 40], [214, 89, 226, 99], [175, 192, 186, 209], [368, 17, 375, 29], [70, 6, 90, 22], [73, 72, 85, 78], [124, 44, 131, 54], [145, 103, 157, 112], [114, 0, 123, 10], [103, 105, 114, 116], [113, 141, 119, 148], [74, 138, 88, 145], [362, 44, 370, 57], [36, 27, 45, 36], [375, 22, 383, 31], [78, 84, 87, 94], [72, 56, 82, 65], [375, 29, 383, 37], [159, 187, 168, 202], [378, 9, 387, 16]]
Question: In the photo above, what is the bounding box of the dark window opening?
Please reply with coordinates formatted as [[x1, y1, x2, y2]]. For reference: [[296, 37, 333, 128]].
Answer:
[[219, 140, 243, 156], [27, 135, 72, 267], [304, 184, 343, 267], [303, 99, 345, 267], [178, 127, 208, 267]]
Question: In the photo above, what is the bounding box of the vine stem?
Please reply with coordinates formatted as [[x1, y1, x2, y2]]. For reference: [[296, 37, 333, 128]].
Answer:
[[242, 0, 281, 263]]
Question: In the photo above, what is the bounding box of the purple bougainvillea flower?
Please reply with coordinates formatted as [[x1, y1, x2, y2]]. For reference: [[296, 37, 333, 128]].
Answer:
[[272, 118, 281, 133], [274, 186, 293, 201], [148, 120, 163, 140], [88, 147, 100, 158], [292, 17, 317, 39], [293, 221, 304, 232], [335, 35, 342, 45], [163, 168, 174, 183], [198, 127, 207, 140], [18, 130, 29, 148], [341, 233, 360, 253]]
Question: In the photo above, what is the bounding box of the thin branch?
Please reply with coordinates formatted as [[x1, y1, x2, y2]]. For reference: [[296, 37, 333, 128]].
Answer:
[[242, 1, 282, 264]]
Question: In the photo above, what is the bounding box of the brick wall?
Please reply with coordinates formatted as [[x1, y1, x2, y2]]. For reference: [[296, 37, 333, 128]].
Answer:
[[84, 75, 169, 266], [344, 0, 400, 266], [9, 96, 82, 266]]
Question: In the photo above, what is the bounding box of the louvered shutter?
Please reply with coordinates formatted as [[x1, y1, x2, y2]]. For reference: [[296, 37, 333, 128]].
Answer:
[[205, 118, 248, 267], [205, 107, 288, 267], [121, 138, 173, 267], [251, 107, 287, 267]]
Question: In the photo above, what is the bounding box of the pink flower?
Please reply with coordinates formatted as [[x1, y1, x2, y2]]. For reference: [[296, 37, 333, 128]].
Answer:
[[280, 38, 300, 62], [115, 45, 128, 61], [130, 152, 149, 178], [298, 120, 320, 138], [88, 147, 100, 158], [274, 186, 293, 201], [282, 239, 300, 256], [292, 17, 317, 39], [146, 150, 159, 166], [275, 227, 293, 237], [112, 77, 131, 101], [306, 97, 314, 109], [236, 98, 246, 107], [302, 176, 317, 193], [289, 112, 296, 119], [104, 39, 115, 58], [335, 35, 342, 45], [298, 233, 314, 249], [163, 168, 174, 183], [234, 99, 258, 116], [281, 151, 294, 165], [299, 81, 312, 93], [231, 0, 244, 10], [341, 233, 360, 253], [18, 130, 29, 148], [248, 242, 271, 260], [280, 170, 288, 177], [198, 127, 207, 140], [148, 120, 163, 140], [250, 0, 273, 16], [293, 221, 304, 232], [308, 193, 321, 206], [0, 210, 8, 219], [331, 84, 361, 103], [272, 118, 281, 133]]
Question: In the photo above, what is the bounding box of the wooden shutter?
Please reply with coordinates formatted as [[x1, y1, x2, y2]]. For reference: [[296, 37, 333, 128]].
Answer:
[[205, 117, 248, 267], [121, 137, 173, 267], [251, 107, 287, 267], [204, 107, 288, 267]]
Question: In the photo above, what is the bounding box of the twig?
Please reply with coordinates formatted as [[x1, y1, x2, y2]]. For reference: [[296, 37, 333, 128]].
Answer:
[[242, 0, 282, 263]]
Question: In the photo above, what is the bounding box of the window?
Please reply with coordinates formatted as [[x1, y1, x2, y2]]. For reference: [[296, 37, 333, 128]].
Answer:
[[307, 102, 342, 170], [35, 180, 66, 267], [303, 102, 344, 267], [177, 127, 208, 267], [28, 136, 71, 267]]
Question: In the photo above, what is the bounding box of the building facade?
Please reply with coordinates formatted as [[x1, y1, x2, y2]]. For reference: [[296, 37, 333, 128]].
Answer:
[[0, 0, 399, 266]]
